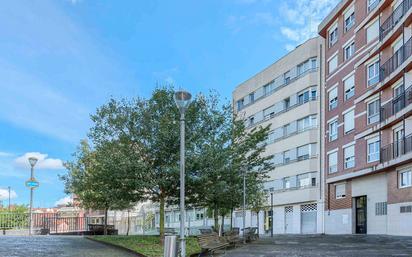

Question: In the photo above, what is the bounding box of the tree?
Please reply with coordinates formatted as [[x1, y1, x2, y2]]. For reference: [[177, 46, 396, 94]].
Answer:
[[194, 99, 273, 233], [62, 140, 144, 235], [249, 189, 267, 235], [87, 87, 206, 240]]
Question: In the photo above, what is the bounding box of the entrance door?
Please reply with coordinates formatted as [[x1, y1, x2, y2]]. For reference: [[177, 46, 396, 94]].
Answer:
[[301, 204, 317, 234], [284, 206, 293, 233], [355, 196, 367, 234]]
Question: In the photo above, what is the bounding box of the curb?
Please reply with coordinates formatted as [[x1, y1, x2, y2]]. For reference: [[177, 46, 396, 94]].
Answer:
[[85, 236, 148, 257]]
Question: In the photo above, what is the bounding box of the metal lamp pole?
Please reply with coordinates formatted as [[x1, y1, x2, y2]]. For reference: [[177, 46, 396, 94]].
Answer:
[[270, 192, 274, 238], [174, 90, 192, 257], [8, 186, 11, 211], [242, 168, 246, 244], [28, 157, 38, 236]]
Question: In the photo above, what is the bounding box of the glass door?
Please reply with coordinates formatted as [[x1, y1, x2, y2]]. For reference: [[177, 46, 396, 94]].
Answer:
[[355, 196, 367, 234]]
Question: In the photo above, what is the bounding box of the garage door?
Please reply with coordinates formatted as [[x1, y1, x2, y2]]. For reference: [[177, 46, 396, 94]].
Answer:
[[284, 206, 294, 233], [301, 204, 317, 234]]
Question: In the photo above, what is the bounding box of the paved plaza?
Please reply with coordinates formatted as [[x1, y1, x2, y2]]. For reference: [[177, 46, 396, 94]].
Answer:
[[218, 234, 412, 257], [0, 236, 137, 257]]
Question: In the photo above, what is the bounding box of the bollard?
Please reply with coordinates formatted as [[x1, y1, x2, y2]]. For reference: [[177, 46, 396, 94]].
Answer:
[[164, 235, 178, 257]]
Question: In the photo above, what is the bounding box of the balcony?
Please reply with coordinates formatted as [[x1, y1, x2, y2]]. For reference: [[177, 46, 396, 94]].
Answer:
[[380, 133, 412, 163], [380, 0, 412, 41], [380, 86, 412, 121], [380, 37, 412, 82]]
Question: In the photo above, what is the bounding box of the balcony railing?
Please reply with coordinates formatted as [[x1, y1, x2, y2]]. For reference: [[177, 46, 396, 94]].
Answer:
[[380, 37, 412, 81], [380, 0, 412, 41], [380, 86, 412, 121], [380, 133, 412, 163]]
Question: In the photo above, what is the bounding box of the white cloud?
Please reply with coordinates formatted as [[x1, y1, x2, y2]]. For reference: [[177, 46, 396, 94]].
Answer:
[[55, 196, 73, 206], [0, 152, 13, 157], [0, 188, 17, 201], [279, 0, 340, 50], [14, 152, 64, 170]]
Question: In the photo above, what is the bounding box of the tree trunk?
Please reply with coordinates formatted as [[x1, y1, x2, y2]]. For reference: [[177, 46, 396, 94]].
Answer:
[[221, 214, 225, 236], [104, 208, 108, 236], [230, 208, 233, 230], [213, 208, 219, 233], [126, 210, 130, 236], [256, 211, 259, 235], [159, 193, 165, 244]]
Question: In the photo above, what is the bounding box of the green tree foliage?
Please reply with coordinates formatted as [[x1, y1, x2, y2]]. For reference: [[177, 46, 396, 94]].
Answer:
[[0, 205, 29, 229], [62, 140, 144, 234], [63, 86, 272, 238]]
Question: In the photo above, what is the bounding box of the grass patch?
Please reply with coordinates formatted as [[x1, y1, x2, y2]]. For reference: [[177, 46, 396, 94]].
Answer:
[[91, 235, 201, 257]]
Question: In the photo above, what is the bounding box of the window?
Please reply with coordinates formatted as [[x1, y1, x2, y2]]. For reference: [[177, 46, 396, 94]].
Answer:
[[249, 93, 254, 103], [400, 205, 412, 213], [367, 99, 380, 124], [367, 137, 380, 162], [284, 71, 291, 84], [298, 90, 310, 104], [298, 115, 317, 131], [335, 184, 346, 199], [368, 0, 380, 12], [344, 145, 355, 169], [367, 19, 379, 43], [344, 109, 355, 134], [284, 177, 291, 189], [328, 151, 338, 173], [368, 60, 380, 86], [329, 26, 338, 47], [344, 9, 355, 32], [375, 202, 387, 216], [297, 173, 310, 187], [284, 98, 290, 109], [328, 55, 338, 73], [237, 99, 244, 110], [297, 144, 310, 160], [344, 75, 355, 100], [344, 42, 355, 60], [249, 116, 255, 126], [399, 169, 412, 188], [328, 119, 338, 141], [328, 87, 338, 110]]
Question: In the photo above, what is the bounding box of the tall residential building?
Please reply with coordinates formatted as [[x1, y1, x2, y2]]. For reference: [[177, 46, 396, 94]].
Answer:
[[319, 0, 412, 235], [232, 37, 324, 235]]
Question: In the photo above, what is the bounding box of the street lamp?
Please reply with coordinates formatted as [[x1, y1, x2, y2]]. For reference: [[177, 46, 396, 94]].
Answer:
[[28, 157, 38, 236], [174, 90, 192, 257]]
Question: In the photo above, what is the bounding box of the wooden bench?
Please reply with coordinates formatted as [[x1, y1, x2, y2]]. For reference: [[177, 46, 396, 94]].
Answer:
[[88, 224, 118, 235], [197, 233, 229, 257], [157, 227, 177, 235], [242, 227, 258, 242]]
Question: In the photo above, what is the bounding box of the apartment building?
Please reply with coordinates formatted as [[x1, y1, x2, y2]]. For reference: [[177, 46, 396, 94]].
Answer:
[[232, 37, 323, 235], [319, 0, 412, 236]]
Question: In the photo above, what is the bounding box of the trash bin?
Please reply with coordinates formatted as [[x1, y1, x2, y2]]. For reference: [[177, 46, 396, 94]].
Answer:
[[164, 235, 178, 257]]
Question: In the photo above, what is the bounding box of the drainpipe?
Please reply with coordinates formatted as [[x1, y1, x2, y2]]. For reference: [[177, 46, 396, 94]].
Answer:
[[319, 41, 325, 235]]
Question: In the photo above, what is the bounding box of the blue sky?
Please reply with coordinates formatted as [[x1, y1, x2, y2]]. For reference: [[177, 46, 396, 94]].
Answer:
[[0, 0, 338, 207]]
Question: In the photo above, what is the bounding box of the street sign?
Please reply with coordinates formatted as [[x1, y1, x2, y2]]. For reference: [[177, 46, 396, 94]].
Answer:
[[25, 179, 39, 189]]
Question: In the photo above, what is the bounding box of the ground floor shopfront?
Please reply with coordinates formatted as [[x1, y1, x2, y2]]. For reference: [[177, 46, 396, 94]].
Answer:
[[325, 171, 412, 236]]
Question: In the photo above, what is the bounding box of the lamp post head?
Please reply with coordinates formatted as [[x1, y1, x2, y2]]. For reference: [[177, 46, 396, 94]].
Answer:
[[174, 90, 192, 113], [28, 157, 38, 168]]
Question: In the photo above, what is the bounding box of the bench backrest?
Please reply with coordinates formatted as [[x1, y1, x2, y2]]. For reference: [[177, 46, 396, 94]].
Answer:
[[197, 233, 220, 248]]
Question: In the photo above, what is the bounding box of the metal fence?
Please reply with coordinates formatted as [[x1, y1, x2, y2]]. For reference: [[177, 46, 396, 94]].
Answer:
[[380, 0, 412, 40], [380, 86, 412, 121], [0, 213, 92, 234], [380, 37, 412, 82], [381, 133, 412, 163]]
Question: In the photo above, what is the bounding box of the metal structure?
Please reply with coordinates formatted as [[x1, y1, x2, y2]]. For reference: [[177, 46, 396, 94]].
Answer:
[[28, 157, 38, 236], [242, 168, 246, 244], [174, 90, 192, 257]]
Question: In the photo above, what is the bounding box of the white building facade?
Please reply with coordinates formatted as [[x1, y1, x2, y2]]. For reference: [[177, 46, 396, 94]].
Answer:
[[232, 37, 324, 235]]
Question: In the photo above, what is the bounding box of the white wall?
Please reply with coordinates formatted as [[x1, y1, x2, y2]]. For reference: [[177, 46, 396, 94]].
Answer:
[[324, 209, 352, 234], [387, 202, 412, 236], [351, 173, 388, 234]]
